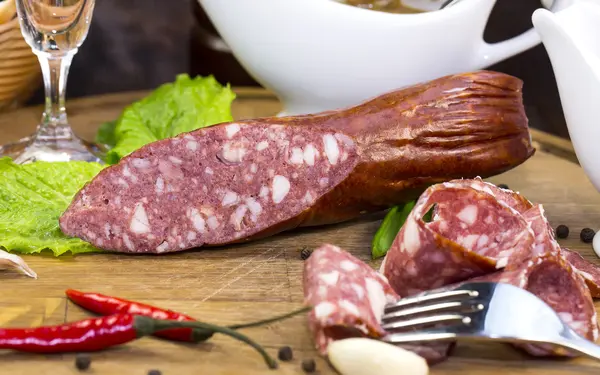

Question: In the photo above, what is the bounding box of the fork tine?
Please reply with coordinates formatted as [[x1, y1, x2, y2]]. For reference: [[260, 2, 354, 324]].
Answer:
[[381, 313, 464, 331], [384, 288, 477, 313], [383, 324, 470, 344], [381, 299, 485, 323]]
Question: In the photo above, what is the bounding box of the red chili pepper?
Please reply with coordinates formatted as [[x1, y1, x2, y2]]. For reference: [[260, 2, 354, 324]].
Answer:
[[0, 314, 138, 353], [0, 313, 277, 368], [65, 289, 200, 342]]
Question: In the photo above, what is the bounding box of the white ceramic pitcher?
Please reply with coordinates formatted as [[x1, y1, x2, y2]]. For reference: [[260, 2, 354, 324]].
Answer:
[[532, 0, 600, 192], [198, 0, 571, 116]]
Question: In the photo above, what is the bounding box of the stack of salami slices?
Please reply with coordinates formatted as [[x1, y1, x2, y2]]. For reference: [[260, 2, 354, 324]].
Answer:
[[303, 177, 600, 364]]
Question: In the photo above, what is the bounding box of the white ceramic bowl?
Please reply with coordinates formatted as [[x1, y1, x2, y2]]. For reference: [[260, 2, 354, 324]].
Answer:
[[198, 0, 570, 116]]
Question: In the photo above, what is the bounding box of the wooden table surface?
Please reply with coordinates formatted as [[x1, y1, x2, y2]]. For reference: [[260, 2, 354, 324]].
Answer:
[[0, 88, 599, 375]]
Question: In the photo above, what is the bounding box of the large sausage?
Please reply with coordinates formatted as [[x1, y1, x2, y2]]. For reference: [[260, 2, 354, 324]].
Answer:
[[60, 71, 535, 253]]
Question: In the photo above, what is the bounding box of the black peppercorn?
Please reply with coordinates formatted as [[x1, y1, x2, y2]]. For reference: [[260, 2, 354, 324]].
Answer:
[[278, 346, 294, 361], [555, 225, 569, 239], [300, 247, 312, 260], [74, 354, 91, 371], [147, 370, 162, 375], [497, 183, 509, 190], [301, 358, 316, 373], [581, 228, 596, 243]]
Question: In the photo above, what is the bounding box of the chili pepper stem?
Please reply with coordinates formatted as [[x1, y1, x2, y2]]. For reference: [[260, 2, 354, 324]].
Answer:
[[229, 306, 311, 330], [134, 316, 278, 369], [183, 306, 310, 343], [190, 329, 214, 342]]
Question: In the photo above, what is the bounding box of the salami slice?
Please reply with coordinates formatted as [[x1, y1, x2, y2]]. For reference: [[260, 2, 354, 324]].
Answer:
[[562, 247, 600, 298], [381, 183, 534, 297], [304, 244, 399, 354], [502, 203, 600, 297], [482, 251, 599, 357], [442, 177, 532, 214], [507, 204, 561, 266], [303, 244, 452, 364], [60, 124, 359, 253]]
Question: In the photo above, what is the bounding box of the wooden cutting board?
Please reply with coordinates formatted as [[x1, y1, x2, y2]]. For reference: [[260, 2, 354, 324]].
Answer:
[[0, 88, 599, 375]]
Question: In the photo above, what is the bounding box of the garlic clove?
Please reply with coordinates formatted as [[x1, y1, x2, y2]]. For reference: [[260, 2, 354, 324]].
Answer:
[[0, 249, 37, 279], [328, 338, 429, 375]]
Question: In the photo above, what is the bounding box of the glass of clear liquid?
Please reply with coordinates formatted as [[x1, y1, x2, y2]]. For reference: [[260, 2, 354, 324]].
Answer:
[[0, 0, 104, 164]]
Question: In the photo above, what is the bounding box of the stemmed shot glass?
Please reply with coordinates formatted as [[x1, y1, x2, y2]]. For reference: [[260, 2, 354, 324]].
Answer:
[[0, 0, 103, 163]]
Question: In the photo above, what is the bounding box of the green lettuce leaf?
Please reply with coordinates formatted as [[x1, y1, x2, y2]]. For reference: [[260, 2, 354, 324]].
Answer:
[[104, 74, 236, 164], [0, 157, 105, 256], [96, 120, 117, 148]]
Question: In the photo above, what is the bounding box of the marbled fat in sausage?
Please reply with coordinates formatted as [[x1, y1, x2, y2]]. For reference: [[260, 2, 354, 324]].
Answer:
[[60, 124, 358, 253], [303, 244, 452, 364], [381, 182, 534, 297]]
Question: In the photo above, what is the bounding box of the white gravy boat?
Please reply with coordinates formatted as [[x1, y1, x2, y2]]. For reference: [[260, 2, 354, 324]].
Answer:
[[198, 0, 571, 116], [532, 1, 600, 192]]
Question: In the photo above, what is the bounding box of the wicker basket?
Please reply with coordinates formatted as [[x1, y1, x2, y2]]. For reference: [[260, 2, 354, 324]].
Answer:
[[0, 1, 41, 112]]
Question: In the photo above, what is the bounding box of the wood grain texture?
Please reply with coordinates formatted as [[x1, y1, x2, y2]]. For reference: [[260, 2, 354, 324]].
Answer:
[[0, 89, 598, 374]]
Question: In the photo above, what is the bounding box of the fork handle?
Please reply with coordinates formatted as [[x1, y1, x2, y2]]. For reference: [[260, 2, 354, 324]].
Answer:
[[559, 334, 600, 361]]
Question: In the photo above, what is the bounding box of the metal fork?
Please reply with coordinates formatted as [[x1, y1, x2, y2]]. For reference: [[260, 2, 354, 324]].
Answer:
[[381, 282, 600, 360]]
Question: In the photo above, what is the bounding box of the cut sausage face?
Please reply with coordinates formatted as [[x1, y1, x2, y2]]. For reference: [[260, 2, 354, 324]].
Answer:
[[59, 124, 359, 253]]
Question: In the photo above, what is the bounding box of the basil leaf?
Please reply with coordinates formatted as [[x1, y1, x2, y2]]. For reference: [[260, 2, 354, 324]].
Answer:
[[371, 201, 416, 259]]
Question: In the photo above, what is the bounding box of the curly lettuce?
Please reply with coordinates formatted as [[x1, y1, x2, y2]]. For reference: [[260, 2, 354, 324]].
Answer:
[[0, 158, 105, 256], [102, 74, 236, 164]]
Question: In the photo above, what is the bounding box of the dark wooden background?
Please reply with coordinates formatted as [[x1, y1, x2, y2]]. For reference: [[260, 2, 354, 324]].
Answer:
[[25, 0, 569, 139]]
